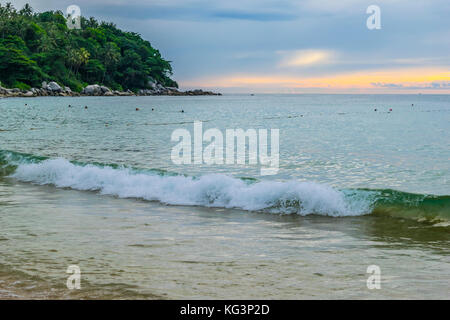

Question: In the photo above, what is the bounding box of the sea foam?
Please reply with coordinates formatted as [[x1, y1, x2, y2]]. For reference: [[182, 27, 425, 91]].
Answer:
[[10, 158, 371, 216]]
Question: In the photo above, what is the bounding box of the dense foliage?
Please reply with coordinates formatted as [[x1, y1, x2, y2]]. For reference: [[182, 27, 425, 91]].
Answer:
[[0, 3, 178, 92]]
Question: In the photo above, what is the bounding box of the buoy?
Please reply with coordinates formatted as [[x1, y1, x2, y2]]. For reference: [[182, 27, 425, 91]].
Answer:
[[84, 106, 88, 109], [152, 108, 154, 111], [389, 108, 392, 112], [181, 110, 184, 113], [136, 108, 140, 111], [374, 108, 377, 111]]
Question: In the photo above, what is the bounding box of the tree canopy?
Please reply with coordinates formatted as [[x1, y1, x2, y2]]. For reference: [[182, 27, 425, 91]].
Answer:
[[0, 3, 178, 92]]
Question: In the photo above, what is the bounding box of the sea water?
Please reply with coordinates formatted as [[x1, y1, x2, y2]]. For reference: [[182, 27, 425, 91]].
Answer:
[[0, 94, 449, 299]]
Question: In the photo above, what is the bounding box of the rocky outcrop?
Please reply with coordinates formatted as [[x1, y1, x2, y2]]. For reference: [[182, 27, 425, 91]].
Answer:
[[47, 81, 62, 92], [0, 81, 221, 98], [81, 84, 102, 95], [0, 81, 80, 98], [137, 86, 221, 96]]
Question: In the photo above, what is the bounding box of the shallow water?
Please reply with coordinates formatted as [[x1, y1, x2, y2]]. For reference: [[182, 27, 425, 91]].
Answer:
[[0, 94, 449, 299]]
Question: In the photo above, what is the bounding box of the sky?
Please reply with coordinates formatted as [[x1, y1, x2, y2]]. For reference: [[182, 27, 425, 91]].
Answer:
[[6, 0, 450, 93]]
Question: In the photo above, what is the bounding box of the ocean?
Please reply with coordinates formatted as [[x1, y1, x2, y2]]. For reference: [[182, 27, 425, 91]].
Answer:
[[0, 94, 449, 299]]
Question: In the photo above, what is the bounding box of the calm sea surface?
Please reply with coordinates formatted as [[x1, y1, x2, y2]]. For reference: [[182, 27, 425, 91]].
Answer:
[[0, 94, 449, 299]]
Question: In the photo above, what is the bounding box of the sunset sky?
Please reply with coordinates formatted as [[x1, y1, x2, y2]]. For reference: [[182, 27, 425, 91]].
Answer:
[[8, 0, 450, 93]]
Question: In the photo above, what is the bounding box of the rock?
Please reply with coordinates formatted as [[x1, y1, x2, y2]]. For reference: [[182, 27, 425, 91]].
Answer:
[[82, 84, 102, 95], [64, 86, 72, 93], [41, 81, 47, 88], [104, 91, 114, 96], [47, 81, 62, 92], [148, 78, 157, 89], [100, 86, 111, 93], [23, 91, 34, 97]]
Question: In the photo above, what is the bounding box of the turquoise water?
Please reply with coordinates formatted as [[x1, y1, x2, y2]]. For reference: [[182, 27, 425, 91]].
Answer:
[[0, 94, 449, 299]]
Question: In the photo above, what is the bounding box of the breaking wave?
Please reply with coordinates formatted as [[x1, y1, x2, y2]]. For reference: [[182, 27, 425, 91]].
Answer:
[[1, 150, 449, 223]]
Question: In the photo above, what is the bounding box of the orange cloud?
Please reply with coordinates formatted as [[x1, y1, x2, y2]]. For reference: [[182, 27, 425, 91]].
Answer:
[[278, 50, 335, 67], [183, 67, 450, 92]]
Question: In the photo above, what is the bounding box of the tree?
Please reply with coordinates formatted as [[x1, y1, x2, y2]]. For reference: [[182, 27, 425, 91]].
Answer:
[[102, 42, 120, 82], [0, 3, 178, 91]]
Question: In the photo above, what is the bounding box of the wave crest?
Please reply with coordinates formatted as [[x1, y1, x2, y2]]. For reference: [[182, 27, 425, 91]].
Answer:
[[10, 157, 367, 216], [1, 150, 449, 223]]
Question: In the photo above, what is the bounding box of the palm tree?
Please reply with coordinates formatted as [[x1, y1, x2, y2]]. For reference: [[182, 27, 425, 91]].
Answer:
[[76, 47, 90, 75], [67, 47, 90, 76], [101, 42, 120, 82], [19, 4, 33, 16]]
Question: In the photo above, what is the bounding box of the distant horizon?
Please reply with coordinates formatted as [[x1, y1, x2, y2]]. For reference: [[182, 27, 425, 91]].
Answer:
[[181, 88, 450, 95]]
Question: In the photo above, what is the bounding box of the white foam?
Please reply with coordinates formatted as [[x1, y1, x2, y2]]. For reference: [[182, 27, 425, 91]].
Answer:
[[10, 158, 372, 216]]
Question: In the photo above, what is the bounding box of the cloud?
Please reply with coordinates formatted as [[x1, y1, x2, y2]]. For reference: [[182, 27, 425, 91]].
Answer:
[[371, 82, 404, 88], [8, 0, 450, 92], [278, 49, 335, 67], [211, 10, 297, 21], [76, 2, 298, 22], [182, 67, 450, 93], [372, 81, 450, 90]]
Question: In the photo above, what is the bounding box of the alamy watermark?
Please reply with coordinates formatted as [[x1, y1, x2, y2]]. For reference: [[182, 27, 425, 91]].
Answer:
[[366, 265, 381, 289], [171, 121, 279, 175], [366, 5, 381, 30], [66, 5, 81, 30], [66, 265, 81, 290]]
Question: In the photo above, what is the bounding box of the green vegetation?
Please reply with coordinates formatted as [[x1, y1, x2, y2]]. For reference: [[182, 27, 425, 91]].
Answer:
[[0, 2, 178, 92]]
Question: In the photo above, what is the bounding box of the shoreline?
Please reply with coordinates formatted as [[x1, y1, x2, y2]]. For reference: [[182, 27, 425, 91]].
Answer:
[[0, 82, 221, 98]]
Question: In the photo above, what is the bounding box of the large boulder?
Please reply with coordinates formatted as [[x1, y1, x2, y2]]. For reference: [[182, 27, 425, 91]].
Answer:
[[138, 89, 156, 95], [23, 91, 34, 97], [82, 84, 102, 95], [100, 86, 111, 93], [47, 81, 62, 92], [118, 90, 132, 96], [166, 87, 179, 92]]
